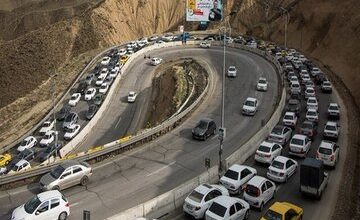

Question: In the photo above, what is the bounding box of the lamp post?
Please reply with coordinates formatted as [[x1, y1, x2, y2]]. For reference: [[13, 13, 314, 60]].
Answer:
[[280, 7, 290, 48], [49, 71, 58, 158]]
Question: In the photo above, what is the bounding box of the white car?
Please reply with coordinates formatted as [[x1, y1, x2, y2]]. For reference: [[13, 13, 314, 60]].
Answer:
[[110, 67, 120, 78], [257, 77, 268, 91], [40, 131, 56, 147], [150, 57, 163, 66], [323, 121, 340, 141], [183, 184, 229, 219], [282, 112, 297, 127], [305, 108, 319, 123], [95, 75, 106, 86], [242, 97, 258, 116], [316, 140, 340, 167], [17, 136, 37, 152], [39, 120, 55, 135], [267, 156, 298, 182], [290, 81, 301, 94], [199, 41, 211, 48], [205, 196, 250, 220], [11, 190, 70, 220], [227, 66, 237, 77], [289, 76, 299, 84], [99, 68, 108, 78], [149, 35, 158, 41], [321, 80, 332, 93], [267, 125, 292, 145], [301, 74, 311, 85], [8, 159, 31, 174], [101, 56, 111, 65], [162, 33, 174, 42], [68, 93, 81, 106], [118, 48, 127, 56], [64, 124, 81, 140], [255, 141, 283, 164], [289, 134, 312, 157], [307, 97, 318, 111], [243, 176, 276, 210], [99, 83, 109, 94], [84, 88, 96, 101], [127, 41, 137, 48], [328, 102, 340, 119], [128, 91, 137, 103], [305, 87, 316, 99], [220, 165, 257, 194]]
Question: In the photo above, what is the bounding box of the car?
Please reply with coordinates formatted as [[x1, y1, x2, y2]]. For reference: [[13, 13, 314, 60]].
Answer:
[[260, 202, 303, 220], [127, 48, 134, 55], [321, 80, 332, 93], [13, 148, 35, 164], [328, 102, 340, 119], [99, 83, 109, 94], [57, 105, 71, 121], [192, 118, 217, 140], [76, 82, 88, 95], [287, 72, 296, 81], [40, 130, 57, 147], [84, 73, 95, 85], [305, 80, 315, 88], [315, 73, 327, 85], [104, 75, 114, 85], [127, 91, 137, 103], [37, 143, 62, 163], [93, 93, 104, 106], [289, 134, 312, 158], [199, 41, 211, 48], [0, 153, 12, 167], [99, 68, 109, 78], [242, 97, 258, 116], [84, 88, 96, 101], [267, 125, 292, 145], [300, 120, 318, 139], [267, 156, 298, 182], [316, 140, 340, 168], [64, 124, 81, 140], [286, 99, 300, 115], [149, 35, 158, 41], [305, 87, 316, 99], [289, 76, 298, 85], [282, 112, 297, 127], [255, 141, 283, 164], [205, 196, 250, 220], [101, 56, 111, 65], [162, 33, 174, 42], [118, 48, 127, 56], [62, 112, 78, 130], [243, 176, 276, 211], [227, 66, 237, 77], [183, 184, 229, 219], [39, 120, 55, 135], [11, 190, 70, 220], [40, 160, 92, 191], [305, 108, 319, 123], [86, 104, 98, 120], [301, 75, 311, 85], [17, 136, 37, 152], [120, 55, 130, 64], [306, 97, 318, 111], [150, 57, 163, 66], [95, 75, 106, 86], [7, 159, 31, 174], [68, 93, 81, 106], [323, 121, 340, 141], [110, 67, 119, 78], [310, 67, 321, 77], [220, 165, 257, 194], [290, 82, 301, 94], [256, 77, 268, 91]]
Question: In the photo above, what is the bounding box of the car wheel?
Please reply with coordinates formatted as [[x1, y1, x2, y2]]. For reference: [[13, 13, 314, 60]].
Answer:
[[245, 210, 249, 219], [260, 202, 264, 211], [52, 185, 60, 191], [58, 211, 68, 220], [80, 176, 89, 186]]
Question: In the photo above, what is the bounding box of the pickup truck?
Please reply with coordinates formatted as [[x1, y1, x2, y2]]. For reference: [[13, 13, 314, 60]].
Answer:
[[300, 157, 329, 199]]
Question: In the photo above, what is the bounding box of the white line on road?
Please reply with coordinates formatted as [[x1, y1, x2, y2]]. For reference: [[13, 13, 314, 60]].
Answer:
[[115, 117, 122, 128], [146, 161, 176, 177]]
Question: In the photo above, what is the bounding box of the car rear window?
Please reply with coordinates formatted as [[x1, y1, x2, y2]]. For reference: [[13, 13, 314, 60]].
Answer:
[[188, 190, 204, 203], [302, 122, 313, 129], [208, 202, 227, 217], [244, 100, 255, 107], [271, 126, 283, 135], [329, 106, 338, 110], [319, 147, 332, 155], [224, 169, 239, 180], [258, 145, 271, 153], [284, 115, 293, 120], [245, 184, 259, 197], [325, 125, 336, 131], [263, 209, 282, 220], [291, 138, 304, 146], [271, 160, 284, 169]]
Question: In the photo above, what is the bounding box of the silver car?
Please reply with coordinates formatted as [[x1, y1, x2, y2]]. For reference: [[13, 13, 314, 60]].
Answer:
[[40, 160, 92, 191]]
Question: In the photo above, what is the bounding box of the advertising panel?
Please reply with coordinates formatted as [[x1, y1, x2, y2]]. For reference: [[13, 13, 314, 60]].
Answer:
[[186, 0, 223, 22]]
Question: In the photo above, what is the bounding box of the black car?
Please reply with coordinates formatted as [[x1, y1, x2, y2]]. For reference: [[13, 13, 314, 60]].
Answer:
[[315, 73, 327, 85], [93, 94, 104, 106], [192, 118, 217, 140], [86, 104, 98, 120], [8, 149, 35, 169], [37, 143, 62, 163], [77, 82, 88, 95], [63, 112, 79, 130], [57, 105, 71, 121], [299, 120, 318, 140], [286, 99, 301, 115]]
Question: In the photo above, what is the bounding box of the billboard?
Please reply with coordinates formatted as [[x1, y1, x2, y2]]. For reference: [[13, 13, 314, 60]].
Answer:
[[186, 0, 223, 22]]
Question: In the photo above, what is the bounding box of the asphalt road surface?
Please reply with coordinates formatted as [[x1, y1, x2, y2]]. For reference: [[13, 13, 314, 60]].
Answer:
[[0, 46, 280, 220]]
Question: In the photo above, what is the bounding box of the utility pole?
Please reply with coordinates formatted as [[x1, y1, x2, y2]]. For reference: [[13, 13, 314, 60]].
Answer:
[[280, 7, 290, 48], [49, 71, 58, 159]]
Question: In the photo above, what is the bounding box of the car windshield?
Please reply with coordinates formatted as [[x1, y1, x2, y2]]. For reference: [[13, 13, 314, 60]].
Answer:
[[291, 138, 304, 146], [67, 127, 75, 133], [65, 114, 74, 122], [245, 100, 255, 107], [224, 169, 239, 180], [308, 99, 316, 104], [288, 102, 298, 108], [263, 209, 282, 220], [291, 84, 299, 88], [271, 126, 283, 135], [325, 125, 336, 131], [50, 165, 65, 179], [21, 140, 28, 146], [44, 134, 52, 139], [19, 150, 30, 158], [24, 195, 41, 214], [302, 122, 312, 129], [197, 121, 208, 130], [245, 184, 259, 197], [86, 90, 92, 94], [329, 106, 338, 110], [208, 202, 227, 217], [271, 160, 284, 169], [188, 190, 204, 203], [71, 96, 77, 100], [258, 145, 271, 152], [319, 147, 332, 155], [259, 79, 266, 84], [129, 93, 135, 97], [229, 67, 236, 71], [307, 111, 316, 116], [12, 164, 20, 171], [284, 115, 293, 120]]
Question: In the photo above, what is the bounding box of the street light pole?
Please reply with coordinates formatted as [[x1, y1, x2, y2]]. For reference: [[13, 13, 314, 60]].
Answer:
[[280, 7, 290, 48], [49, 71, 58, 158]]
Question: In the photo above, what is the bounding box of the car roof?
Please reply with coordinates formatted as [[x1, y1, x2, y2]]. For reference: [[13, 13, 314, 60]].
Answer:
[[273, 156, 289, 163], [292, 134, 307, 140], [228, 164, 251, 172], [194, 184, 217, 194], [37, 190, 63, 202], [260, 141, 276, 148], [16, 159, 29, 166], [319, 140, 335, 149], [247, 176, 267, 187], [246, 97, 257, 102], [285, 112, 295, 116], [326, 121, 337, 126], [60, 160, 81, 169], [268, 202, 292, 215], [24, 136, 34, 141], [212, 196, 240, 208]]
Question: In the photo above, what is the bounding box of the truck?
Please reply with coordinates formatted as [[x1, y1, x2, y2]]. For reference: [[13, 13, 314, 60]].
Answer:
[[300, 157, 329, 199]]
